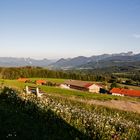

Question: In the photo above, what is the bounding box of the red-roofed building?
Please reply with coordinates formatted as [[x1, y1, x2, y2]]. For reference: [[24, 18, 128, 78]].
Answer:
[[110, 88, 140, 97], [36, 80, 46, 85], [60, 80, 102, 93], [17, 78, 29, 83]]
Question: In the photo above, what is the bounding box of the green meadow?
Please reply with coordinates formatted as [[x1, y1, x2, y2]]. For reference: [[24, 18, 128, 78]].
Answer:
[[0, 78, 140, 102]]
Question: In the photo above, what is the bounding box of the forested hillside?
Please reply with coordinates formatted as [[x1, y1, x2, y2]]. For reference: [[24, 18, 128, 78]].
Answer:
[[0, 66, 140, 85]]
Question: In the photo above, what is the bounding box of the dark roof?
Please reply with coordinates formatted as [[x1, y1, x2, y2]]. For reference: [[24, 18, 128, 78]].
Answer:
[[110, 88, 140, 97]]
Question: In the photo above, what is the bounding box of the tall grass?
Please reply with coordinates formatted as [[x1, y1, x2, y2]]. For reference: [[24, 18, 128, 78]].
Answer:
[[0, 87, 140, 140]]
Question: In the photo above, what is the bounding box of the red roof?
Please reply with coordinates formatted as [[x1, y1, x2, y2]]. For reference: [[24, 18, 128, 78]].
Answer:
[[110, 88, 140, 97], [36, 80, 46, 84], [84, 83, 93, 88], [17, 78, 29, 82]]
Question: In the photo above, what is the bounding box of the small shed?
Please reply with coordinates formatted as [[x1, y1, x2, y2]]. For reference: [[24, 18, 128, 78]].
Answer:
[[36, 80, 46, 85], [17, 78, 29, 83]]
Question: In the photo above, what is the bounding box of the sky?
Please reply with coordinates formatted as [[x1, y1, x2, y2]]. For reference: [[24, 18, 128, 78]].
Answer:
[[0, 0, 140, 59]]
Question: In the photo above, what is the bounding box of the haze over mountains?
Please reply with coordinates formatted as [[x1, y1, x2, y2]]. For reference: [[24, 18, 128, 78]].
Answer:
[[0, 57, 55, 67], [0, 52, 140, 70], [49, 51, 140, 70]]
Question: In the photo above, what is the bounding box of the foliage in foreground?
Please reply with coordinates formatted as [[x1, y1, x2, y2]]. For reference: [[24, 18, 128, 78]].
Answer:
[[0, 87, 140, 140], [0, 87, 89, 140]]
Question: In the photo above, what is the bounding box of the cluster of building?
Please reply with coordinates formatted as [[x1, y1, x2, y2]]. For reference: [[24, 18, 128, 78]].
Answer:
[[17, 78, 140, 98], [60, 80, 140, 97]]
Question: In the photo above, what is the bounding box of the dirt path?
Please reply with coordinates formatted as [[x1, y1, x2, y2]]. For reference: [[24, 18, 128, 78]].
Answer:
[[87, 100, 140, 113], [47, 94, 140, 113]]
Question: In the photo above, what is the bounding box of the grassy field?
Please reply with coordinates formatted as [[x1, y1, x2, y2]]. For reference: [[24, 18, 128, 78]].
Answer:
[[0, 79, 33, 89], [0, 79, 140, 102], [0, 79, 117, 101], [30, 78, 65, 84], [0, 78, 65, 90], [106, 82, 140, 90], [118, 83, 140, 90]]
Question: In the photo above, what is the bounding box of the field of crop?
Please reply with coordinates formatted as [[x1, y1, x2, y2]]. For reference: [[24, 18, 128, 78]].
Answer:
[[0, 87, 140, 140]]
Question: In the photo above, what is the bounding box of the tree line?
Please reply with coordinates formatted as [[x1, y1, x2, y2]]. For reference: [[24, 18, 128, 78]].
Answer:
[[0, 66, 139, 85], [0, 66, 109, 81]]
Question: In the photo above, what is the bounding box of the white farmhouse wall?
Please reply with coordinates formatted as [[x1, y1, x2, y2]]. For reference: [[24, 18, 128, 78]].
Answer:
[[112, 93, 124, 96], [60, 84, 70, 89], [88, 84, 100, 93]]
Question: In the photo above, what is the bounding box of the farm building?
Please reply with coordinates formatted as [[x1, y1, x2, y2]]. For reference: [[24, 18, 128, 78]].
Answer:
[[110, 88, 140, 97], [36, 80, 46, 85], [60, 80, 102, 93], [17, 78, 29, 83], [60, 84, 70, 89]]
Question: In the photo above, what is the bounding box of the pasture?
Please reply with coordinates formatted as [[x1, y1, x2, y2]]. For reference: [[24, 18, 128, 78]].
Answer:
[[0, 78, 140, 103]]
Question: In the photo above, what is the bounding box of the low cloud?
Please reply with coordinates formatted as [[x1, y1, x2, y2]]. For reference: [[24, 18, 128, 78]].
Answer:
[[133, 34, 140, 39]]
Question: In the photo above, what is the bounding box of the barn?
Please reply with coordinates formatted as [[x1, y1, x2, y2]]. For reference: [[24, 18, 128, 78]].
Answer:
[[60, 80, 102, 93]]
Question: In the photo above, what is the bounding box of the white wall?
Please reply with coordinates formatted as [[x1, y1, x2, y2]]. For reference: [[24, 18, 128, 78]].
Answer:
[[88, 84, 100, 93], [112, 93, 124, 96], [60, 84, 70, 89]]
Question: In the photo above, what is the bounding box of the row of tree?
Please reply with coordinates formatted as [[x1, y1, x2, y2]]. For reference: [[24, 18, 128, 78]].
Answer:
[[0, 67, 109, 81], [0, 66, 139, 85]]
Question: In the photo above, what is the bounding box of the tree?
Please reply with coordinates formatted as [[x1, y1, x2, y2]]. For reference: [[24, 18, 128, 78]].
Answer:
[[123, 86, 129, 89], [110, 82, 120, 89], [125, 79, 133, 85]]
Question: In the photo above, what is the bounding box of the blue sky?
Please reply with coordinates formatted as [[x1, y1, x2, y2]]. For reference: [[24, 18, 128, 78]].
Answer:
[[0, 0, 140, 59]]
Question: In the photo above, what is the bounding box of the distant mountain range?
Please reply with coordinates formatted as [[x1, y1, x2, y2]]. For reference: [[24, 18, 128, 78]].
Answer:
[[0, 51, 140, 70], [0, 57, 55, 67], [49, 51, 140, 70]]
